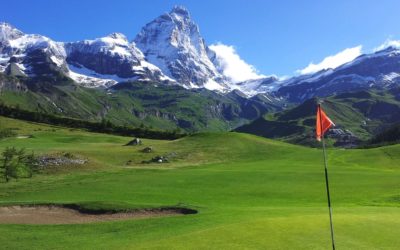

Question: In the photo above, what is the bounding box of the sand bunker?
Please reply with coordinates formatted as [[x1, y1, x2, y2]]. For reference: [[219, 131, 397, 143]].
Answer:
[[0, 205, 197, 224]]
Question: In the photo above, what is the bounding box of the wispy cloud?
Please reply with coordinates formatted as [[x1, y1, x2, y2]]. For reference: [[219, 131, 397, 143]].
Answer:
[[209, 43, 265, 83], [374, 39, 400, 52], [296, 46, 363, 75]]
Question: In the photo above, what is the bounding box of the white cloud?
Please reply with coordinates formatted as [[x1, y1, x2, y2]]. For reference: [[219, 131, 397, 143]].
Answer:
[[297, 45, 363, 75], [373, 39, 400, 52], [209, 43, 265, 83]]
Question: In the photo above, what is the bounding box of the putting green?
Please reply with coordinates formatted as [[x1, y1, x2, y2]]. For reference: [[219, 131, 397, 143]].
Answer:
[[0, 117, 399, 249]]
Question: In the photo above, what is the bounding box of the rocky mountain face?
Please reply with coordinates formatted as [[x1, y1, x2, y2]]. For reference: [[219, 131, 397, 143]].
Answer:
[[0, 23, 171, 88], [0, 23, 68, 78], [134, 6, 227, 91], [64, 33, 171, 87]]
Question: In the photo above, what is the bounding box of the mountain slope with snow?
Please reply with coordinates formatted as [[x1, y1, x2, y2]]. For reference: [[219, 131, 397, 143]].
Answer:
[[65, 33, 172, 87], [0, 22, 68, 77], [0, 22, 173, 88], [277, 47, 400, 102]]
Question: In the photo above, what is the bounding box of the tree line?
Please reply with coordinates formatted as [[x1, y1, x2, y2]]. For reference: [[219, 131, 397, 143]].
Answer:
[[0, 103, 187, 140], [358, 123, 400, 148]]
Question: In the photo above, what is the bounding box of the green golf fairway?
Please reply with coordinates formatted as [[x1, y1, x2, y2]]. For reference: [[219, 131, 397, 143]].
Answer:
[[0, 116, 399, 249]]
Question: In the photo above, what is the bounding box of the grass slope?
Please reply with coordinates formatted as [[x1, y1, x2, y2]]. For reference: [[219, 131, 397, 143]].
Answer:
[[0, 116, 399, 249], [236, 88, 400, 145]]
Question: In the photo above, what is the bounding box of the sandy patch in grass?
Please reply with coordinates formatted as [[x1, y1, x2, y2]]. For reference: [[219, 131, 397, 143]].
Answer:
[[0, 205, 196, 224]]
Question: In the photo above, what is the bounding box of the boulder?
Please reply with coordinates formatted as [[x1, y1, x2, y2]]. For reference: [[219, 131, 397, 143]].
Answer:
[[141, 155, 168, 164], [126, 138, 142, 146], [141, 146, 153, 153], [152, 156, 168, 163]]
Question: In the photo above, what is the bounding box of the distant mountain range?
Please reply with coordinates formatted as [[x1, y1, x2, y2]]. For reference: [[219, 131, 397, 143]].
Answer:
[[2, 6, 399, 97], [1, 6, 400, 143]]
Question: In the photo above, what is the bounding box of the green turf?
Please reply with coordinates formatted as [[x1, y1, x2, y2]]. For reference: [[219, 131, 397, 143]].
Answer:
[[0, 116, 399, 249]]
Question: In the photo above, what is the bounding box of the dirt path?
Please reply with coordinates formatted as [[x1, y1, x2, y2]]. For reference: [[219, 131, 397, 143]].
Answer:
[[0, 205, 195, 224]]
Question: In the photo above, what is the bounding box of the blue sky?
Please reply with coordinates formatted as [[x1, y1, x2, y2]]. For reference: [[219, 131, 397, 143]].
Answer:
[[2, 0, 400, 77]]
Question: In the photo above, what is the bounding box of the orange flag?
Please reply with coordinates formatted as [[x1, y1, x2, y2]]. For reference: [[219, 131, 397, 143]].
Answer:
[[316, 104, 335, 141]]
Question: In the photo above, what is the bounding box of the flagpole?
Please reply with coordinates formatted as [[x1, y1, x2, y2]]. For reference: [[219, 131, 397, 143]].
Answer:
[[318, 103, 336, 250]]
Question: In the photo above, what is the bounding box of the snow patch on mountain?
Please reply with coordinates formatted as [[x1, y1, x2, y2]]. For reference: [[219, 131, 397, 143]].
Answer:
[[67, 64, 132, 88], [319, 74, 375, 90], [204, 78, 225, 91], [65, 33, 141, 60], [382, 72, 400, 82], [68, 60, 174, 88], [234, 76, 289, 96]]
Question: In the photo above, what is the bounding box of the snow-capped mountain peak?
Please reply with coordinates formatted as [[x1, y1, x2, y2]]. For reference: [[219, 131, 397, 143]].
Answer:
[[0, 23, 54, 55], [0, 23, 171, 87], [170, 5, 190, 17], [134, 6, 227, 90], [0, 23, 68, 76], [0, 22, 24, 41], [106, 32, 128, 41], [67, 34, 141, 63]]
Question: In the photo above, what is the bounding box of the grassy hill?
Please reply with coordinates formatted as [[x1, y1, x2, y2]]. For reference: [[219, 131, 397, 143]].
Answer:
[[236, 88, 400, 146], [0, 116, 399, 249]]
